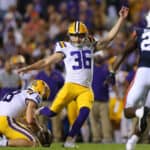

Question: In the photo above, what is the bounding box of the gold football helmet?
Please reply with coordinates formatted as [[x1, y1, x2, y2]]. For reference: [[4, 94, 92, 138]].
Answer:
[[68, 21, 88, 35], [28, 80, 50, 100], [10, 55, 26, 65]]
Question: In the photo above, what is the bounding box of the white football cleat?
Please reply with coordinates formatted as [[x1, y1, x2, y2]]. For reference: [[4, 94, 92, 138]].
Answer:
[[136, 106, 150, 132], [0, 136, 7, 147], [126, 135, 139, 150], [63, 141, 76, 148], [63, 136, 78, 148]]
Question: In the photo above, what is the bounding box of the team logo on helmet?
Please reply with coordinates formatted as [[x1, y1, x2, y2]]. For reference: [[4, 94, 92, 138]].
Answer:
[[28, 80, 50, 100]]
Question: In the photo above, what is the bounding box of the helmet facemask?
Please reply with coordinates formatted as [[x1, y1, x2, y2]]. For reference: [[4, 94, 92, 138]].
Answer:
[[68, 21, 88, 47], [69, 33, 88, 47]]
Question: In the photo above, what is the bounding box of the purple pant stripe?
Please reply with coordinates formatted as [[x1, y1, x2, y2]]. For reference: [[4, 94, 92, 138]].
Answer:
[[7, 117, 34, 141]]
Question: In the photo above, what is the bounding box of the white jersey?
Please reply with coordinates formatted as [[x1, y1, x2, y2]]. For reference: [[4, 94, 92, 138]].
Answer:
[[0, 90, 42, 117], [55, 41, 95, 87]]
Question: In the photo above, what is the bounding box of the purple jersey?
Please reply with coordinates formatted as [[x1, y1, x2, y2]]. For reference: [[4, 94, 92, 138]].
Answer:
[[92, 64, 109, 102]]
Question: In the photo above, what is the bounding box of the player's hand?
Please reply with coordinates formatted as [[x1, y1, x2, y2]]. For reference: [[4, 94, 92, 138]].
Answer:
[[35, 106, 53, 118], [104, 71, 116, 85], [35, 106, 44, 115], [119, 6, 129, 19]]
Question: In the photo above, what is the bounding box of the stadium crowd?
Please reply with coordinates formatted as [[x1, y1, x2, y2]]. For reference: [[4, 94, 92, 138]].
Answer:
[[0, 0, 149, 145]]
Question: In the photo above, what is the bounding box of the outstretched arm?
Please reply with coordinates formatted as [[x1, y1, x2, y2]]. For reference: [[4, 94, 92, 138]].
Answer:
[[105, 33, 137, 85], [17, 52, 64, 74], [96, 6, 129, 50], [112, 35, 137, 72]]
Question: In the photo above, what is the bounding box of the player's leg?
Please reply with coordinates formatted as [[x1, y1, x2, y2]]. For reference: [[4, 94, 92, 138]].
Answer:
[[140, 91, 150, 142], [64, 87, 94, 147], [0, 116, 37, 147], [64, 107, 90, 148], [39, 83, 73, 117], [67, 100, 90, 142], [67, 101, 78, 126], [124, 68, 150, 131], [125, 68, 150, 150]]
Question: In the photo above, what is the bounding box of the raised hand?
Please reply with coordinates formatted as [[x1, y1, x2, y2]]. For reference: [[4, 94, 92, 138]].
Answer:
[[119, 6, 129, 19]]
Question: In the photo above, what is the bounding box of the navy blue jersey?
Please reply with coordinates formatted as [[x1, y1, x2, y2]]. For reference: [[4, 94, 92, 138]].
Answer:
[[135, 27, 150, 67]]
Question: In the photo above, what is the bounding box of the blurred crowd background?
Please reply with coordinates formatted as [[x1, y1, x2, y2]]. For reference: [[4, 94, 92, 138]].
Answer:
[[0, 0, 150, 144]]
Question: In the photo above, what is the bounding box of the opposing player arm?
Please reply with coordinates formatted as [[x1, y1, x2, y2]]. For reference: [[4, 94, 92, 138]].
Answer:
[[112, 35, 137, 72], [17, 52, 64, 74], [96, 6, 129, 50], [104, 33, 137, 85]]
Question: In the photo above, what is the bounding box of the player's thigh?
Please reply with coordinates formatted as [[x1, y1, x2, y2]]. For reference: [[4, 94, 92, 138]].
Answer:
[[125, 70, 148, 108], [51, 84, 73, 113], [145, 90, 150, 107], [0, 116, 35, 141], [76, 88, 94, 110]]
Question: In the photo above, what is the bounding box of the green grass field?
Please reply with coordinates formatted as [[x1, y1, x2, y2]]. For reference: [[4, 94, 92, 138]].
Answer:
[[0, 143, 149, 150]]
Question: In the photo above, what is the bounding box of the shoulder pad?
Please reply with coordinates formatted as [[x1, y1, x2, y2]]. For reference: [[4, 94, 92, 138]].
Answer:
[[58, 41, 67, 48]]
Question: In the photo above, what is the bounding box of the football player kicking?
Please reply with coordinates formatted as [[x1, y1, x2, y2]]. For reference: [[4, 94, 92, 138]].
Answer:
[[0, 80, 51, 147], [107, 10, 150, 150], [17, 6, 129, 148]]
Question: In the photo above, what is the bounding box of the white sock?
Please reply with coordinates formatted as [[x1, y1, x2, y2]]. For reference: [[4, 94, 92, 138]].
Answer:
[[135, 107, 144, 118], [0, 138, 8, 146]]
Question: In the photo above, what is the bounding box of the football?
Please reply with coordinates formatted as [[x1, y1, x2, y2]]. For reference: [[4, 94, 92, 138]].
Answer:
[[37, 129, 53, 147]]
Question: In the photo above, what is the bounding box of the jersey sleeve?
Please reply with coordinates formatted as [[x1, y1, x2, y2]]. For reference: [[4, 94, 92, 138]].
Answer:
[[26, 92, 42, 105], [54, 41, 66, 57]]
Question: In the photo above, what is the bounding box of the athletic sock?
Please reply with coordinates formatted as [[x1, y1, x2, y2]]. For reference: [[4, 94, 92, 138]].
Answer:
[[68, 107, 90, 137]]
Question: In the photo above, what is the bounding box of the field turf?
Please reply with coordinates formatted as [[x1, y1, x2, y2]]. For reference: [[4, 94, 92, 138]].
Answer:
[[0, 143, 149, 150]]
